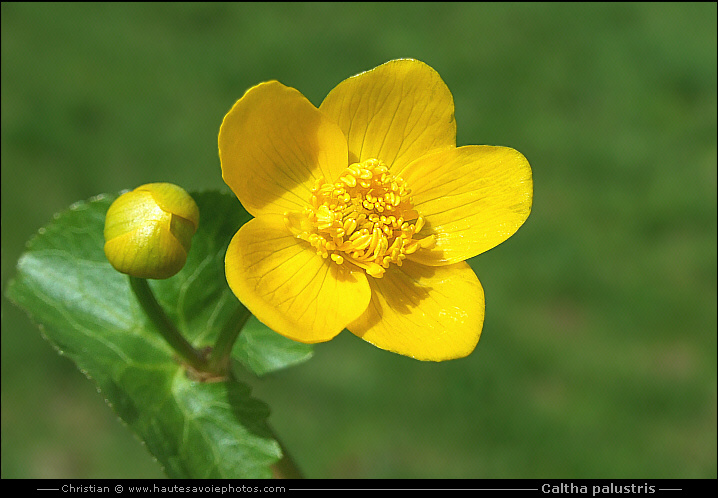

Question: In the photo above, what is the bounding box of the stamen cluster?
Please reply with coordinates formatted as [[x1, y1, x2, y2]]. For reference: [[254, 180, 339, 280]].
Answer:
[[285, 159, 434, 277]]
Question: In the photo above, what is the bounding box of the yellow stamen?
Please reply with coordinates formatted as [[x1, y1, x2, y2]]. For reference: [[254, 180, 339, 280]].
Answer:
[[286, 158, 431, 278]]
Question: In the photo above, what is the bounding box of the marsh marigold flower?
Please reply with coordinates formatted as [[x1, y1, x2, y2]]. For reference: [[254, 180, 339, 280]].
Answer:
[[219, 59, 532, 360]]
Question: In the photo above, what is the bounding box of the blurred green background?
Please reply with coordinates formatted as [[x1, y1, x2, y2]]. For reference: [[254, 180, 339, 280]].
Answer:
[[2, 2, 715, 479]]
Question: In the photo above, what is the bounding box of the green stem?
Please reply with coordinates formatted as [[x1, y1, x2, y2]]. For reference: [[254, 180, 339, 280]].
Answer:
[[207, 305, 252, 373], [270, 426, 304, 479], [129, 276, 208, 372]]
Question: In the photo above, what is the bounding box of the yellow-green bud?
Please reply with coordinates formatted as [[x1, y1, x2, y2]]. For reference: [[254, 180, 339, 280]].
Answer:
[[104, 183, 199, 279]]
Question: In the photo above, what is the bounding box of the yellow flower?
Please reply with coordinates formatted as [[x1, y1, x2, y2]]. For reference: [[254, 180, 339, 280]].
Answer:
[[219, 59, 532, 361]]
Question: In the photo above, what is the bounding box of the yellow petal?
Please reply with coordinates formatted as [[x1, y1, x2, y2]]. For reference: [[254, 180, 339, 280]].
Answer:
[[397, 145, 532, 265], [348, 260, 484, 361], [319, 59, 456, 170], [225, 215, 371, 343], [219, 81, 348, 218]]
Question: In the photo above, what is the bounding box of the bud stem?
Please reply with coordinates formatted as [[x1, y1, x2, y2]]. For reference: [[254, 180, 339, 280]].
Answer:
[[129, 276, 209, 372]]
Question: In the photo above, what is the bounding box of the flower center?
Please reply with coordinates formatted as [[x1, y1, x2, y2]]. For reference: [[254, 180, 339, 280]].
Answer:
[[285, 158, 434, 277]]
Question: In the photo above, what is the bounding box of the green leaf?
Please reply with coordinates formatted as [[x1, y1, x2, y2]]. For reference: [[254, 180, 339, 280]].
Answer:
[[234, 316, 314, 376], [6, 190, 312, 478]]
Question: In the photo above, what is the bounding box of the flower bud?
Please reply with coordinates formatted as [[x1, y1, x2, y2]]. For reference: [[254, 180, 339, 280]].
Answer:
[[104, 183, 199, 279]]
